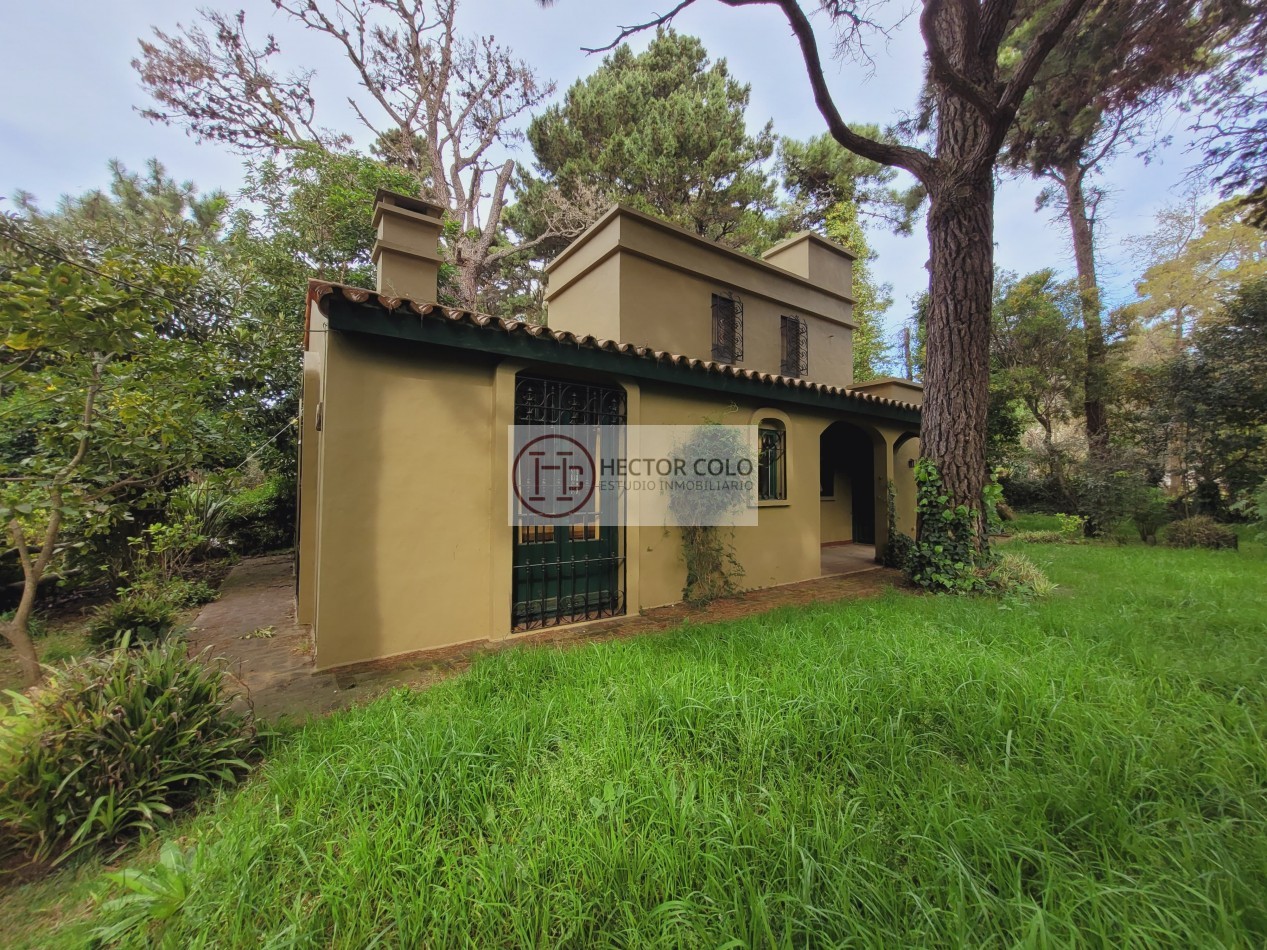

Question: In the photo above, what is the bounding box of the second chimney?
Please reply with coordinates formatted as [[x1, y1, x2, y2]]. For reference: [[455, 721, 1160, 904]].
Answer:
[[371, 188, 444, 303]]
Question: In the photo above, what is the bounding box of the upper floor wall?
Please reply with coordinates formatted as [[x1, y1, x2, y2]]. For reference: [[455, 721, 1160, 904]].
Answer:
[[544, 206, 858, 389]]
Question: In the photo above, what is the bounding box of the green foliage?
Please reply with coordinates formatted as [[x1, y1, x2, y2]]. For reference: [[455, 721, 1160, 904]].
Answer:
[[86, 594, 180, 650], [1130, 487, 1173, 544], [778, 130, 922, 235], [990, 269, 1082, 458], [907, 459, 986, 592], [1164, 277, 1267, 499], [883, 480, 913, 569], [1069, 459, 1153, 537], [221, 474, 296, 554], [91, 841, 199, 946], [0, 643, 255, 863], [823, 201, 892, 380], [983, 468, 1006, 536], [521, 29, 777, 251], [128, 516, 207, 586], [1165, 515, 1239, 550]]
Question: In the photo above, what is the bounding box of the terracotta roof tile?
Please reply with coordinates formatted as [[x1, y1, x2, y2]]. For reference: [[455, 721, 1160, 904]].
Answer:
[[310, 280, 921, 415]]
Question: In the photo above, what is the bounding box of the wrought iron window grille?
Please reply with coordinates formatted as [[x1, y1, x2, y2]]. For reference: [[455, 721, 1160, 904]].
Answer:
[[780, 315, 808, 377], [711, 292, 744, 364]]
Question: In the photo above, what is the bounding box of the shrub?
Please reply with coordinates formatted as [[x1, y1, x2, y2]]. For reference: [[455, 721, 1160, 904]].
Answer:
[[222, 474, 296, 554], [1165, 515, 1239, 550], [1130, 488, 1173, 544], [159, 578, 220, 609], [0, 643, 256, 863], [981, 551, 1056, 597], [1011, 530, 1064, 544], [1054, 512, 1087, 540], [1069, 459, 1152, 537], [86, 594, 180, 649]]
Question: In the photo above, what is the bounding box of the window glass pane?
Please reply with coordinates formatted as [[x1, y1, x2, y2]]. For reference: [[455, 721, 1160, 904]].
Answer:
[[758, 424, 787, 501]]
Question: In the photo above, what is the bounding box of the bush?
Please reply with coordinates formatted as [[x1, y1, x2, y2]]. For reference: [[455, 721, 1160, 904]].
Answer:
[[0, 643, 256, 863], [87, 594, 180, 649], [222, 474, 296, 554], [1165, 515, 1239, 550], [159, 578, 220, 609], [1068, 458, 1153, 537], [980, 551, 1056, 597], [1011, 530, 1064, 544], [1130, 488, 1173, 544]]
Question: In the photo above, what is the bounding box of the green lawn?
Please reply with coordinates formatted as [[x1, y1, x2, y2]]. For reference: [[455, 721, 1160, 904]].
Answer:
[[6, 541, 1267, 947]]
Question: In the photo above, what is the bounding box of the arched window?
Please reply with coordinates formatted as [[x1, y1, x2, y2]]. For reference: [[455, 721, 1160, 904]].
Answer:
[[758, 419, 787, 501]]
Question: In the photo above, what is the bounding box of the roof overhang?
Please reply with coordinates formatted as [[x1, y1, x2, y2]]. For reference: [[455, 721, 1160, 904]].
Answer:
[[311, 281, 921, 427]]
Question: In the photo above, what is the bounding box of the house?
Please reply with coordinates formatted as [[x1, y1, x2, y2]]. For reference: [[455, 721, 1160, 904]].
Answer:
[[296, 190, 922, 670]]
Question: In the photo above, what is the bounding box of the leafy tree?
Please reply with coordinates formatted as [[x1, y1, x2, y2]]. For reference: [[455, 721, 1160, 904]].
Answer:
[[1127, 196, 1267, 344], [779, 131, 922, 235], [1161, 278, 1267, 505], [991, 269, 1082, 493], [1124, 195, 1267, 494], [1192, 14, 1267, 226], [1002, 0, 1252, 460], [521, 29, 778, 251], [0, 257, 212, 686], [135, 0, 559, 307]]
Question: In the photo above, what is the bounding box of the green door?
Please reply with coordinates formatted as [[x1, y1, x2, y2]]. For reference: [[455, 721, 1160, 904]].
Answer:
[[512, 375, 625, 630]]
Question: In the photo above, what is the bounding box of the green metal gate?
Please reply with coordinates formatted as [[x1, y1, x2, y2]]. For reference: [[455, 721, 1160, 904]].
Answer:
[[512, 375, 626, 630]]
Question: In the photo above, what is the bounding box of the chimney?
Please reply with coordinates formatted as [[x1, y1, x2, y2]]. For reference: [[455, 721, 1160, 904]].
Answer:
[[371, 188, 444, 303], [762, 232, 855, 301]]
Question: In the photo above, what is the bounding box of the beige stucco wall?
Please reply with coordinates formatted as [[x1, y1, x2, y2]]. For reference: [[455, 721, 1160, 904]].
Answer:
[[302, 329, 918, 669], [310, 333, 499, 668], [545, 208, 856, 388], [851, 377, 925, 407], [820, 470, 853, 544]]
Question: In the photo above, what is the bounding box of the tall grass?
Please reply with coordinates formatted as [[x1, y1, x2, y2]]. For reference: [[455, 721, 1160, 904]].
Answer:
[[32, 543, 1267, 946]]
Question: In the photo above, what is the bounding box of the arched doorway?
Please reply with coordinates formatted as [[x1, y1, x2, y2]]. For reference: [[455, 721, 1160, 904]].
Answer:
[[819, 422, 877, 569]]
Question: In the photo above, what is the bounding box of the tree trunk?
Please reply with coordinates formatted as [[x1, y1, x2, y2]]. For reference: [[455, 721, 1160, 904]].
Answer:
[[1164, 306, 1187, 496], [1060, 164, 1110, 461], [4, 515, 57, 688], [921, 168, 996, 546]]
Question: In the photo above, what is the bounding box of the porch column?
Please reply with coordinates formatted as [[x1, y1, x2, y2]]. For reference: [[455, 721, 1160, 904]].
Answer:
[[872, 432, 896, 563]]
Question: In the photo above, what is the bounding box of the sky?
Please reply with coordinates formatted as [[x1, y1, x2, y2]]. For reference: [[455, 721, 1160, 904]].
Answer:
[[0, 0, 1216, 339]]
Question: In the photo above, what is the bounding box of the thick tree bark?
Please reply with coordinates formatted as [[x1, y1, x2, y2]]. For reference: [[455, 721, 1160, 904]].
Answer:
[[922, 170, 996, 542], [1060, 163, 1110, 460]]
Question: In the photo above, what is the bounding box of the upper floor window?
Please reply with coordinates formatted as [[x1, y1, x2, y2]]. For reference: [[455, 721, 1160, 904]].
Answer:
[[780, 315, 808, 377], [711, 293, 744, 364], [758, 420, 787, 501]]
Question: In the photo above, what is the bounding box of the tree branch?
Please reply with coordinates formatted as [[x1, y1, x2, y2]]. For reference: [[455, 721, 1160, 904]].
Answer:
[[920, 0, 998, 122], [769, 0, 935, 181]]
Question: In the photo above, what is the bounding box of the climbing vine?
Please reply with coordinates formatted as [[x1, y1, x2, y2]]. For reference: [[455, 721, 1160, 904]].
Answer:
[[670, 420, 749, 605], [906, 459, 988, 593]]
